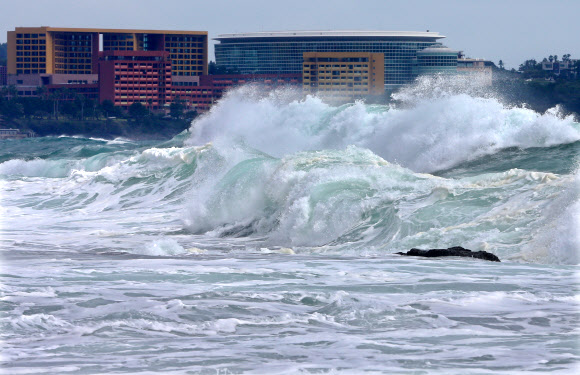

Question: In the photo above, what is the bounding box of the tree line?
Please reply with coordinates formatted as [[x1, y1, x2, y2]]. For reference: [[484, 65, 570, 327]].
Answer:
[[0, 87, 197, 138], [493, 54, 580, 115]]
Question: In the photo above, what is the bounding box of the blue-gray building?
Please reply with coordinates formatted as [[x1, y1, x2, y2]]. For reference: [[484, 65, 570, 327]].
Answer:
[[214, 30, 457, 89]]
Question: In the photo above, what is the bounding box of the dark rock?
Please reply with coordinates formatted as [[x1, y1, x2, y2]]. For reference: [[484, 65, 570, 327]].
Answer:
[[396, 246, 500, 262]]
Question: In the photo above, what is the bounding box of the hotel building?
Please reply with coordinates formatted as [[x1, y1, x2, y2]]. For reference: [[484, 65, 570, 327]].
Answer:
[[7, 27, 208, 77], [302, 52, 384, 102], [215, 30, 454, 89], [98, 51, 172, 110]]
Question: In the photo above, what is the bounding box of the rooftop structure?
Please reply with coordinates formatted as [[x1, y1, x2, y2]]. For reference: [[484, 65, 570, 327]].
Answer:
[[215, 30, 450, 88]]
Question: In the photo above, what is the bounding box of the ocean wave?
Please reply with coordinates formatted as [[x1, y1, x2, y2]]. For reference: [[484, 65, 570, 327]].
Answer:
[[186, 84, 580, 173]]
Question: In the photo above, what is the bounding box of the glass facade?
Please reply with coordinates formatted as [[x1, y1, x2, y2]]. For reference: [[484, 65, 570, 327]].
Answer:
[[215, 34, 455, 87], [412, 46, 458, 76]]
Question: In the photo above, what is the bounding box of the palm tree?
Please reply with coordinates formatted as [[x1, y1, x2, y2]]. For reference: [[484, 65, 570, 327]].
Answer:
[[36, 85, 48, 99]]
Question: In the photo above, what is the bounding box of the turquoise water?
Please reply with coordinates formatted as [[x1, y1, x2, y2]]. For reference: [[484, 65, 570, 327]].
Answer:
[[1, 81, 579, 374]]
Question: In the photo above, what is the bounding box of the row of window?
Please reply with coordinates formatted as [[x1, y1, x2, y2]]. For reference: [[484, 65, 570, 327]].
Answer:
[[166, 42, 204, 48], [104, 41, 135, 47], [16, 45, 46, 51], [16, 70, 44, 75], [55, 59, 91, 65], [304, 78, 368, 86], [104, 35, 133, 41], [16, 39, 46, 45], [306, 70, 370, 74], [16, 63, 46, 68], [16, 57, 47, 62], [305, 64, 369, 68], [16, 33, 46, 38], [166, 36, 205, 42], [55, 64, 92, 70], [53, 34, 93, 40], [307, 74, 368, 79], [54, 47, 91, 52]]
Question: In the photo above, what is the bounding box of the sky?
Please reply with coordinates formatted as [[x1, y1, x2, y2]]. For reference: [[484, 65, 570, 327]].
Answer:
[[1, 0, 579, 69]]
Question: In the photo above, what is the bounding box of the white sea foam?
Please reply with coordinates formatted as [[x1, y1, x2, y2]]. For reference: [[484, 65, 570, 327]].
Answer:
[[134, 238, 187, 256], [186, 83, 580, 173]]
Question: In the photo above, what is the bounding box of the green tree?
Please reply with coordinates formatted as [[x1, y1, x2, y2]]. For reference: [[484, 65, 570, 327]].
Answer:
[[0, 101, 24, 120], [498, 60, 504, 70], [100, 100, 122, 118], [61, 100, 80, 119], [128, 102, 149, 121], [169, 98, 185, 119]]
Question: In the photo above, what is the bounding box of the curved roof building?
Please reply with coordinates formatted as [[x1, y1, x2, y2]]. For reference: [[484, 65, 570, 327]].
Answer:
[[214, 30, 452, 88]]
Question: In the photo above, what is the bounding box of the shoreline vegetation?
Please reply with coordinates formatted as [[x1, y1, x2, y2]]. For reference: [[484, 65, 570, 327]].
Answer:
[[0, 97, 196, 140]]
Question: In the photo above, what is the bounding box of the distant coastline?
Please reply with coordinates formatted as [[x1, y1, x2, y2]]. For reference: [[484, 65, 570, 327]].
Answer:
[[0, 117, 192, 141]]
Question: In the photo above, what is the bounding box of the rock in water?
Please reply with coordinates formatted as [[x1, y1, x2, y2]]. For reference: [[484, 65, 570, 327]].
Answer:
[[396, 246, 500, 262]]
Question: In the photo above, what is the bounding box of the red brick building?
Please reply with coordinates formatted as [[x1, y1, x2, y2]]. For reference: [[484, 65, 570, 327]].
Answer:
[[169, 73, 302, 113], [98, 50, 171, 110]]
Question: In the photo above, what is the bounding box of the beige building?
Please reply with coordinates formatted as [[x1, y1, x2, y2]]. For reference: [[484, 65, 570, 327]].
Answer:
[[457, 58, 493, 85], [302, 52, 385, 103], [7, 27, 208, 77]]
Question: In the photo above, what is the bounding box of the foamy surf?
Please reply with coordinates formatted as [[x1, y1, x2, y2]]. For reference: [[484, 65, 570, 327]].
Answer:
[[1, 76, 579, 374]]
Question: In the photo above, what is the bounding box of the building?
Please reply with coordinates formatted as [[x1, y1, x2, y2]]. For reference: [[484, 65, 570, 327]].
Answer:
[[214, 30, 454, 89], [412, 45, 458, 76], [0, 66, 7, 86], [98, 50, 172, 110], [170, 73, 302, 113], [7, 27, 208, 77], [457, 57, 493, 85], [7, 73, 99, 97], [302, 52, 384, 102], [542, 59, 578, 77]]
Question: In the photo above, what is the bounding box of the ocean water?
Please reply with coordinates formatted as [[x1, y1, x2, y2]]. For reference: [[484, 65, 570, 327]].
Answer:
[[1, 78, 580, 374]]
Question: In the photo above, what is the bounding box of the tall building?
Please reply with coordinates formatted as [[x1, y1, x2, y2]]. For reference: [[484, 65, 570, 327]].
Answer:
[[214, 30, 453, 89], [7, 27, 208, 77], [302, 52, 384, 102]]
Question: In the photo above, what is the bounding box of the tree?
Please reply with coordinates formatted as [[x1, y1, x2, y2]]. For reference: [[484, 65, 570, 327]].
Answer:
[[0, 101, 24, 120], [498, 60, 504, 70], [61, 100, 80, 119], [100, 100, 122, 118], [549, 55, 554, 63], [128, 102, 149, 121], [169, 98, 185, 119]]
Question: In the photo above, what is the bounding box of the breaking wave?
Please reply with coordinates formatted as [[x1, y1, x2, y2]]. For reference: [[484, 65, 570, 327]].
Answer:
[[2, 76, 579, 264]]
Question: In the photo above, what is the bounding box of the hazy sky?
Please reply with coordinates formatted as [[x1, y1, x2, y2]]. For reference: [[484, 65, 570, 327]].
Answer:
[[2, 0, 578, 69]]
